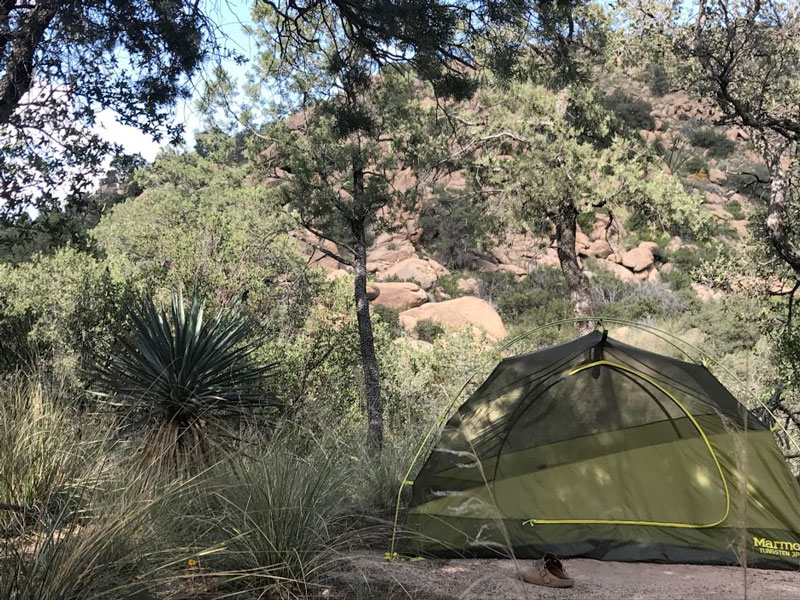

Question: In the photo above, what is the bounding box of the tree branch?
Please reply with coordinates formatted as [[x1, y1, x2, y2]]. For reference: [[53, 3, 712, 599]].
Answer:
[[301, 222, 355, 266]]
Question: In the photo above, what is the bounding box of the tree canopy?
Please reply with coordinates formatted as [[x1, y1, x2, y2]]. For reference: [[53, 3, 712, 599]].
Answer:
[[0, 0, 217, 220]]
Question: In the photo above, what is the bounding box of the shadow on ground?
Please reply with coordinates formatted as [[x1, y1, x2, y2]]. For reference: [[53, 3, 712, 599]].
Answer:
[[328, 554, 800, 599]]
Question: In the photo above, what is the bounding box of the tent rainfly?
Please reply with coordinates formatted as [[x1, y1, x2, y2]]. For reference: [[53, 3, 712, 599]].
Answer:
[[404, 331, 800, 570]]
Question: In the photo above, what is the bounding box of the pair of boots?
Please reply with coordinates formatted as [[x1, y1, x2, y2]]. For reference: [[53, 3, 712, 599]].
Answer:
[[517, 554, 574, 588]]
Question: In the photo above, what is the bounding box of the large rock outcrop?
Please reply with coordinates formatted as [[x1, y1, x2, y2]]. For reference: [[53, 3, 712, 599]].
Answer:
[[621, 245, 655, 272], [399, 296, 507, 340], [381, 256, 450, 290], [594, 259, 636, 281], [370, 282, 428, 310], [366, 233, 417, 273], [293, 230, 345, 271]]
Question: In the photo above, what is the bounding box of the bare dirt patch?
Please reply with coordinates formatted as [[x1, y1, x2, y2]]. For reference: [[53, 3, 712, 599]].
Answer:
[[331, 554, 800, 599]]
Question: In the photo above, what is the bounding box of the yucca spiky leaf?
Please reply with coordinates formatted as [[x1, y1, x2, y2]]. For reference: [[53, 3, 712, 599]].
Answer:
[[92, 291, 274, 462]]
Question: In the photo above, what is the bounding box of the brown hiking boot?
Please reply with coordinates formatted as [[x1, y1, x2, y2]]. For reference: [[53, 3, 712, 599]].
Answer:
[[518, 554, 574, 588]]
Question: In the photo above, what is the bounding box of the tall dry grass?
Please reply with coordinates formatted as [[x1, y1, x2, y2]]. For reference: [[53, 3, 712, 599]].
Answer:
[[0, 370, 437, 599]]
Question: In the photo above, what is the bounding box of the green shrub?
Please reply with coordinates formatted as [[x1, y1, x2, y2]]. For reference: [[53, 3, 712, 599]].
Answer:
[[413, 318, 445, 342], [472, 271, 518, 308], [381, 328, 491, 433], [0, 248, 131, 377], [433, 272, 469, 298], [645, 62, 671, 97], [371, 303, 403, 337], [0, 496, 157, 600], [478, 267, 568, 322], [591, 273, 697, 320], [472, 268, 575, 341], [602, 89, 655, 131], [94, 153, 303, 325], [260, 277, 393, 435], [675, 296, 761, 353], [688, 128, 735, 158], [682, 155, 709, 176], [670, 243, 726, 273], [418, 186, 497, 269], [577, 211, 596, 232], [655, 137, 696, 173], [661, 267, 693, 291], [726, 200, 745, 220]]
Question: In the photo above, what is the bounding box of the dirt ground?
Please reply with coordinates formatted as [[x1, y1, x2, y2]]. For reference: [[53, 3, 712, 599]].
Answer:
[[333, 554, 800, 599]]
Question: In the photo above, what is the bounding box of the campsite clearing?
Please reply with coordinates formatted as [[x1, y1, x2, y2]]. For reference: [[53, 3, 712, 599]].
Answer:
[[337, 554, 800, 599]]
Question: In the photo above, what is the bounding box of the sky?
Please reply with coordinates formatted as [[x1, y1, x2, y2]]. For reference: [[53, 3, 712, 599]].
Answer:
[[92, 1, 257, 162]]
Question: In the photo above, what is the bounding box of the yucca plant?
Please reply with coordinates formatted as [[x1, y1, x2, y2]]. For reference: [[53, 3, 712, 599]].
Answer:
[[92, 291, 274, 472]]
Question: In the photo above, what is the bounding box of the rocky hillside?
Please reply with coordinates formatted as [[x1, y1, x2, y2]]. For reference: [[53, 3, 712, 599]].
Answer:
[[293, 80, 769, 340]]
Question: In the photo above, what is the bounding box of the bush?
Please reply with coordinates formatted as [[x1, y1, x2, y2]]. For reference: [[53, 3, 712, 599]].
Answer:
[[259, 276, 393, 435], [418, 186, 496, 269], [646, 62, 671, 97], [93, 152, 307, 333], [0, 248, 131, 377], [661, 267, 693, 291], [577, 211, 596, 233], [675, 296, 761, 354], [727, 200, 745, 220], [477, 268, 575, 339], [478, 267, 568, 322], [346, 434, 423, 517], [371, 303, 403, 337], [413, 318, 445, 342], [208, 443, 349, 598], [433, 272, 469, 298], [591, 273, 697, 320], [602, 89, 655, 131], [381, 329, 491, 433], [670, 243, 726, 273], [682, 155, 709, 177], [688, 128, 735, 158]]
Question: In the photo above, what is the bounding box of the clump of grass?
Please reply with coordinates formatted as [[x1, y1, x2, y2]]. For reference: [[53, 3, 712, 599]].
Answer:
[[602, 89, 655, 131], [347, 434, 423, 518], [0, 371, 196, 599], [727, 199, 746, 220], [371, 303, 403, 338], [0, 472, 201, 600], [0, 371, 90, 534], [413, 319, 445, 343], [645, 61, 671, 96], [688, 128, 735, 158], [207, 440, 352, 598]]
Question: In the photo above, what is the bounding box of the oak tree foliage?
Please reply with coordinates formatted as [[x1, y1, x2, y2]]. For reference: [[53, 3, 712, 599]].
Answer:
[[0, 0, 217, 220]]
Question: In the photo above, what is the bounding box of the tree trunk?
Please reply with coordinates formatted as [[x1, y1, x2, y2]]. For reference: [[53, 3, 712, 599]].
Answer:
[[0, 0, 60, 124], [554, 202, 595, 335], [758, 135, 800, 277], [351, 207, 383, 450]]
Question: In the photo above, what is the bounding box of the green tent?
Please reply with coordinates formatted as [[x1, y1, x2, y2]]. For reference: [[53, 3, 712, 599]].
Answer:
[[404, 331, 800, 570]]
